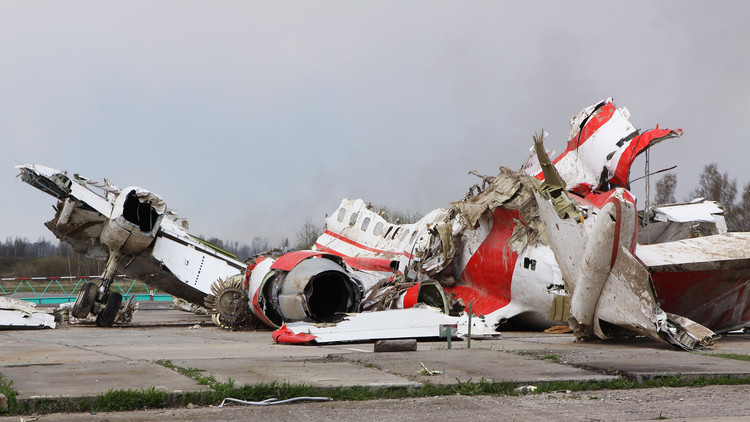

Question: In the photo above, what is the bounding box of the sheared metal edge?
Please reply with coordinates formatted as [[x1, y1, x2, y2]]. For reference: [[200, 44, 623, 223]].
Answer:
[[651, 200, 725, 224], [535, 191, 714, 350], [282, 307, 500, 344], [0, 297, 56, 329], [452, 167, 545, 251]]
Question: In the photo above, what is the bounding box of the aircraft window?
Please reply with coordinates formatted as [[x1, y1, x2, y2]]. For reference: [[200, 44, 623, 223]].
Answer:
[[373, 222, 383, 236], [361, 217, 371, 232], [391, 227, 400, 240], [337, 208, 346, 223], [400, 229, 410, 242], [383, 226, 392, 238], [409, 231, 418, 244], [349, 212, 358, 227]]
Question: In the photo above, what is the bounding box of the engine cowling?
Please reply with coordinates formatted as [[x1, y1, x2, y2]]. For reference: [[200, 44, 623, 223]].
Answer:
[[247, 252, 366, 328], [100, 187, 165, 256]]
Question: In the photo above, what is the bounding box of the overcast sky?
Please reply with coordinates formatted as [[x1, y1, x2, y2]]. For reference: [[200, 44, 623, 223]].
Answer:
[[3, 1, 750, 246]]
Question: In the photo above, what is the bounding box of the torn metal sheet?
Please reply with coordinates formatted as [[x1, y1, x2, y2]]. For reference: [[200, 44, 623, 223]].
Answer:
[[273, 306, 500, 344], [532, 130, 714, 349], [638, 233, 750, 333], [639, 199, 728, 244], [306, 99, 723, 349], [16, 164, 246, 326], [523, 98, 682, 190], [0, 297, 56, 329], [16, 99, 750, 350]]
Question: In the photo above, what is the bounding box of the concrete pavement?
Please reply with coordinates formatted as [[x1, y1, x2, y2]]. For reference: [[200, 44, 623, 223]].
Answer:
[[2, 302, 750, 410]]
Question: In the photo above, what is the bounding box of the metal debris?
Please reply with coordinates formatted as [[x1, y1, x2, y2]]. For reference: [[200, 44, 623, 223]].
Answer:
[[15, 98, 750, 349], [0, 297, 56, 329]]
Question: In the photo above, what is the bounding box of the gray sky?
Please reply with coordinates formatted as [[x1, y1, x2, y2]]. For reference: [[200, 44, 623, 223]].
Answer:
[[3, 1, 750, 245]]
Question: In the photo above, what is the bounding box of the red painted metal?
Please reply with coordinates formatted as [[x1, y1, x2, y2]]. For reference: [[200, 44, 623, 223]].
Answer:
[[341, 256, 397, 273], [651, 267, 750, 332], [610, 127, 682, 188], [270, 251, 326, 271], [272, 324, 317, 344], [319, 230, 415, 259], [244, 257, 267, 290], [445, 208, 521, 315], [250, 284, 277, 328], [402, 283, 420, 309], [535, 101, 617, 180]]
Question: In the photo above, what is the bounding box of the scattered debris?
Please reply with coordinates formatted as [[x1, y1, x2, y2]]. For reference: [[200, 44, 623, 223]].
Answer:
[[172, 297, 208, 315], [0, 297, 56, 329], [640, 199, 727, 244], [544, 325, 573, 334], [219, 397, 333, 407], [55, 299, 137, 325], [16, 98, 750, 350], [273, 307, 499, 344], [514, 385, 538, 394], [418, 362, 442, 376]]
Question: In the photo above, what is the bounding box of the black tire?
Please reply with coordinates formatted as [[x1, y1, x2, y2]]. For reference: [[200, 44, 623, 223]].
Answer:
[[96, 292, 122, 327], [72, 283, 98, 319]]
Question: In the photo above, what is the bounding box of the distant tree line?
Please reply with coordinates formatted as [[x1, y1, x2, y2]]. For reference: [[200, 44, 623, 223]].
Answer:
[[654, 163, 750, 231], [0, 237, 70, 258], [0, 238, 103, 277], [201, 236, 291, 261]]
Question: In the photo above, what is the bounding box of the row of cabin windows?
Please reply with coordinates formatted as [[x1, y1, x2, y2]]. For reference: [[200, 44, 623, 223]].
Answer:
[[335, 208, 419, 244]]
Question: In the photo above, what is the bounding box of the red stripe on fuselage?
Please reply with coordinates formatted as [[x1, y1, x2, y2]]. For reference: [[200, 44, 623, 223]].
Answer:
[[446, 208, 521, 315], [318, 230, 414, 259], [535, 101, 617, 180]]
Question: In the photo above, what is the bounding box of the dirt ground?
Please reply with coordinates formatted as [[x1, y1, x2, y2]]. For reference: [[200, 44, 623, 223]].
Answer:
[[4, 384, 750, 422]]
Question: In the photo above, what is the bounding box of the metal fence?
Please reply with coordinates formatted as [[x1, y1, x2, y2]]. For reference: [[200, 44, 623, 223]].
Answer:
[[0, 275, 172, 304]]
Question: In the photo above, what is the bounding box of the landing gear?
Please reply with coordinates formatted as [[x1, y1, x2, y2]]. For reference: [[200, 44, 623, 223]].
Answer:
[[72, 283, 98, 318], [71, 281, 124, 327], [96, 292, 123, 327], [70, 249, 127, 327]]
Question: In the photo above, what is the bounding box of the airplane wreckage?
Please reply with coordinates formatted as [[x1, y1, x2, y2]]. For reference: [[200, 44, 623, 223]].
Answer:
[[15, 98, 750, 350]]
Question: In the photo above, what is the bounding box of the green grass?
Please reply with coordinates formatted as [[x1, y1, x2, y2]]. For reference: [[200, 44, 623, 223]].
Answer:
[[699, 353, 750, 362], [0, 373, 17, 414], [7, 364, 750, 416], [538, 353, 562, 364], [155, 360, 219, 386]]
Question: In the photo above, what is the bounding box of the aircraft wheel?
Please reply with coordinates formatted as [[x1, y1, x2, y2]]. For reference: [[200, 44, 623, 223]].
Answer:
[[96, 292, 123, 327], [72, 282, 98, 319]]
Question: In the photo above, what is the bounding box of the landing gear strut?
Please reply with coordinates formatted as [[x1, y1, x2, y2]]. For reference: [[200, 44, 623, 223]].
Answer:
[[72, 251, 125, 327]]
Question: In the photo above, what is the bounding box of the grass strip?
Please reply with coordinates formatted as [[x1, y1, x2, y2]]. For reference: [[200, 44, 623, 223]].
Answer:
[[0, 373, 17, 412], [6, 360, 750, 415], [698, 353, 750, 362], [8, 373, 750, 415]]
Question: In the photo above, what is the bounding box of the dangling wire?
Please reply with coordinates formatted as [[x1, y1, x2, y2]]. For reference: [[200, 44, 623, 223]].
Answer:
[[645, 148, 651, 244]]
